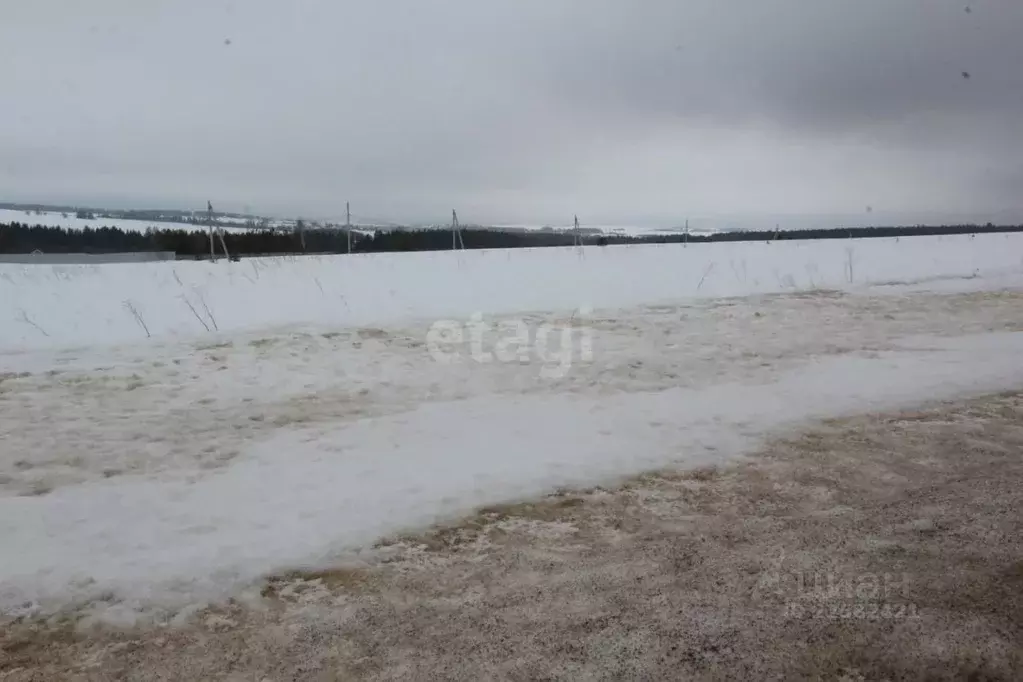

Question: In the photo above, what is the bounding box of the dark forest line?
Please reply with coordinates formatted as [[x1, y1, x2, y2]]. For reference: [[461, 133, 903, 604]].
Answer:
[[2, 221, 1022, 258]]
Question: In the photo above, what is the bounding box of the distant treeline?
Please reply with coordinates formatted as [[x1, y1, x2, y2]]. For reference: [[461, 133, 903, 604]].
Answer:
[[2, 221, 1022, 258]]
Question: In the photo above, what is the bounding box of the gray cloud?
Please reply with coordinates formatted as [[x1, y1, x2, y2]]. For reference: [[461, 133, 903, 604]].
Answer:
[[1, 0, 1021, 226]]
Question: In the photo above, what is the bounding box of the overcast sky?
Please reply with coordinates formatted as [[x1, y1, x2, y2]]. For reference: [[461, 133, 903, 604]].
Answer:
[[2, 1, 1021, 227]]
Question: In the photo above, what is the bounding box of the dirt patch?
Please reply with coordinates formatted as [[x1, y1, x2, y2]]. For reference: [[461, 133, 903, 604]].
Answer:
[[760, 288, 849, 301], [196, 341, 233, 352], [4, 392, 1023, 680], [356, 328, 390, 340]]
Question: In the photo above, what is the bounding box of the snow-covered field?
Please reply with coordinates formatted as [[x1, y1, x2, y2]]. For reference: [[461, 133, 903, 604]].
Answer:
[[3, 234, 1023, 623], [0, 234, 1017, 351]]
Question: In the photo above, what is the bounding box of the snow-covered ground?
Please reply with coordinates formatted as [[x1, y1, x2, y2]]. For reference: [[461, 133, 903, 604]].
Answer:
[[3, 234, 1023, 623], [0, 234, 1018, 351]]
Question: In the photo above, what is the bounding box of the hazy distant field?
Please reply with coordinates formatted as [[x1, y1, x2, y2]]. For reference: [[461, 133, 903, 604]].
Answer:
[[0, 208, 259, 235]]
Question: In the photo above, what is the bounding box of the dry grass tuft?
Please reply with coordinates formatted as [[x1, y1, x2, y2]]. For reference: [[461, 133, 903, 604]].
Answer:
[[0, 623, 79, 675], [261, 567, 379, 599]]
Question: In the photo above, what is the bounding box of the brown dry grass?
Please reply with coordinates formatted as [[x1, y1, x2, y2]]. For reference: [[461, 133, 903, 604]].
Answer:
[[3, 392, 1023, 681]]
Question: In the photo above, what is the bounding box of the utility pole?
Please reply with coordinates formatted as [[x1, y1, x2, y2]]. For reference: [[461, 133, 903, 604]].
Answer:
[[684, 218, 689, 247], [346, 201, 352, 254], [207, 201, 230, 261], [452, 209, 464, 250], [207, 200, 216, 262], [574, 215, 581, 247]]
